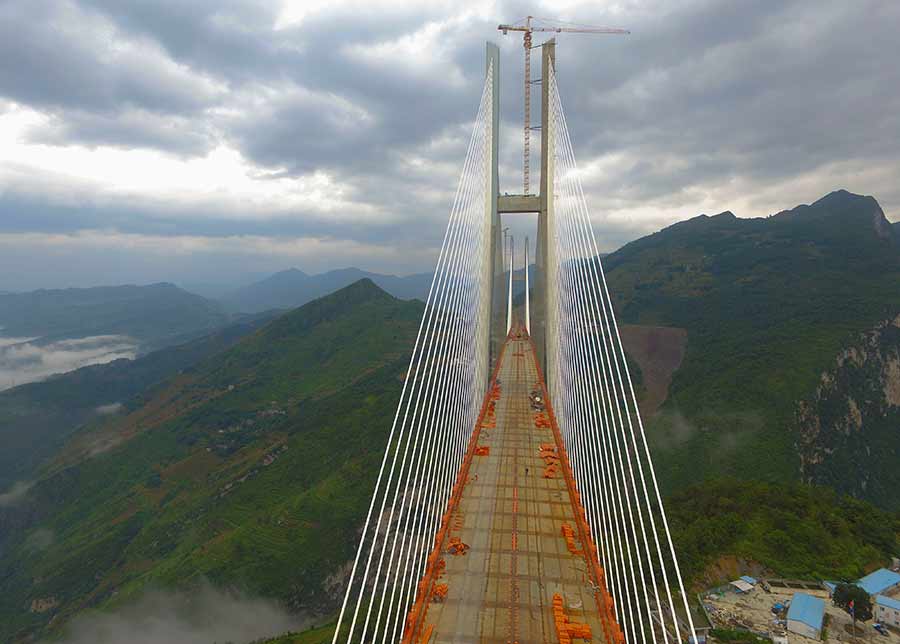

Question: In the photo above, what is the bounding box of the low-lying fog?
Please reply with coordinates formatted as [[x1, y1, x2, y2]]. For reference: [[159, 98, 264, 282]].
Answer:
[[0, 335, 138, 391]]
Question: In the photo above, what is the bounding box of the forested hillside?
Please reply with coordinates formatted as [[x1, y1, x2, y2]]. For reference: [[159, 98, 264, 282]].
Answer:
[[0, 280, 421, 642], [605, 190, 900, 500], [0, 312, 275, 492]]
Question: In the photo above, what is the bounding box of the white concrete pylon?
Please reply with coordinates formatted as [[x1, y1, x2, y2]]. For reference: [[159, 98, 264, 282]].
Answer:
[[506, 236, 514, 334], [525, 236, 530, 334]]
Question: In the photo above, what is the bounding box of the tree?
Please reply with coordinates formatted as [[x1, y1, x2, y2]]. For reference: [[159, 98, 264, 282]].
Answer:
[[832, 583, 873, 627]]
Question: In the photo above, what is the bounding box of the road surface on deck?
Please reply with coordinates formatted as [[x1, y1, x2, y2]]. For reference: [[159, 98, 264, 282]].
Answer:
[[424, 334, 607, 643]]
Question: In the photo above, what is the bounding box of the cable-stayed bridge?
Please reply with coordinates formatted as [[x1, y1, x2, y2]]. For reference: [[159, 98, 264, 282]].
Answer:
[[332, 41, 698, 644]]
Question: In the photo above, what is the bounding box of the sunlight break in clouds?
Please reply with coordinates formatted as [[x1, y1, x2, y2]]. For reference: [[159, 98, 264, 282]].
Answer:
[[0, 103, 370, 222]]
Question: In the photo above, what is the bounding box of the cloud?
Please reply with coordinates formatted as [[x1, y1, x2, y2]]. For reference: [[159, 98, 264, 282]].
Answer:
[[0, 335, 138, 391], [0, 335, 37, 348], [0, 0, 898, 290], [0, 1, 223, 115], [54, 584, 307, 644], [95, 402, 124, 415], [0, 480, 34, 507], [26, 108, 219, 156]]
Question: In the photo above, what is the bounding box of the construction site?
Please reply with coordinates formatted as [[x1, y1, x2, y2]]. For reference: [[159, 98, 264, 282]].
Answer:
[[702, 578, 897, 644]]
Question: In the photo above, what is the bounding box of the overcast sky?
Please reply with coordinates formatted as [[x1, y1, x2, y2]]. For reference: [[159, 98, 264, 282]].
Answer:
[[1, 0, 898, 292]]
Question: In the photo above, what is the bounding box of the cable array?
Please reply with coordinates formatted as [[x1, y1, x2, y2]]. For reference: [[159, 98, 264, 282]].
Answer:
[[545, 65, 699, 644], [330, 64, 494, 644]]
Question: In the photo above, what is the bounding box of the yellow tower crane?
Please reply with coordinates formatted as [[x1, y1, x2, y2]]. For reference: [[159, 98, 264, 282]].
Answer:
[[498, 16, 629, 195]]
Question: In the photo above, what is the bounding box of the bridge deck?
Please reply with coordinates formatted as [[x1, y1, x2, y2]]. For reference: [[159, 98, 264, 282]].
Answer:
[[424, 334, 608, 644]]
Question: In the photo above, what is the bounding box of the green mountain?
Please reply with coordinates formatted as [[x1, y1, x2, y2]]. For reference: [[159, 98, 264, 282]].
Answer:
[[605, 190, 900, 503], [0, 283, 227, 350], [0, 279, 420, 642], [0, 313, 275, 493]]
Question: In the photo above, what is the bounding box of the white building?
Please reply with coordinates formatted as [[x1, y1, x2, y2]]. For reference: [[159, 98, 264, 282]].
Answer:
[[875, 595, 900, 628]]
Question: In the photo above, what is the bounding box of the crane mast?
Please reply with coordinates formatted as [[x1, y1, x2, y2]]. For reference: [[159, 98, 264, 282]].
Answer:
[[524, 23, 532, 194], [498, 16, 628, 195]]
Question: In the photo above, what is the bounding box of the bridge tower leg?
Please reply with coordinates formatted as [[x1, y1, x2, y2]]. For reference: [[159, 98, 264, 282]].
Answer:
[[534, 38, 556, 391], [486, 42, 505, 380]]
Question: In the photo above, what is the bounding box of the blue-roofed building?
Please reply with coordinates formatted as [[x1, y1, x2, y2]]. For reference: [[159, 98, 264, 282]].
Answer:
[[787, 593, 826, 639], [858, 569, 900, 597], [875, 594, 900, 628], [740, 575, 757, 586]]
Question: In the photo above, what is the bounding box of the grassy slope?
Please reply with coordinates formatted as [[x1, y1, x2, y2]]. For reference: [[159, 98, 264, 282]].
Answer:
[[603, 190, 900, 491], [0, 280, 421, 642]]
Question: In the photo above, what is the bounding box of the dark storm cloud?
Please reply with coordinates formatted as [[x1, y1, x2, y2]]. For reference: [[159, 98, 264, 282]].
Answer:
[[0, 0, 898, 289], [552, 0, 900, 210], [0, 188, 410, 244], [0, 1, 219, 115], [27, 109, 219, 156]]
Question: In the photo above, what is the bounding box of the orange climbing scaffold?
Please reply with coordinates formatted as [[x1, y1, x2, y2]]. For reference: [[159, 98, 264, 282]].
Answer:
[[540, 442, 560, 478], [561, 523, 583, 556], [552, 593, 593, 644]]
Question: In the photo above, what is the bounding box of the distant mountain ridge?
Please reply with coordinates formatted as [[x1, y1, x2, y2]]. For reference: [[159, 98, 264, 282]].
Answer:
[[0, 283, 227, 352], [221, 267, 433, 313]]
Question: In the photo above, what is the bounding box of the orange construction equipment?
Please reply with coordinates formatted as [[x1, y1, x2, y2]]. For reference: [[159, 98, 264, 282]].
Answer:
[[561, 523, 583, 555], [552, 593, 593, 644], [534, 411, 551, 428], [541, 444, 560, 477], [431, 583, 448, 602], [474, 445, 490, 456], [540, 444, 559, 465], [418, 623, 434, 644], [447, 536, 470, 556]]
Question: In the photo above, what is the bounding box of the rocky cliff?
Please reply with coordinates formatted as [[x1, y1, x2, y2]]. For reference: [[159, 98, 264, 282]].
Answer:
[[797, 314, 900, 510]]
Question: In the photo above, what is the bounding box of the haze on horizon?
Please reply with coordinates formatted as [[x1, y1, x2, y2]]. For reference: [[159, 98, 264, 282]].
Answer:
[[0, 0, 898, 292]]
